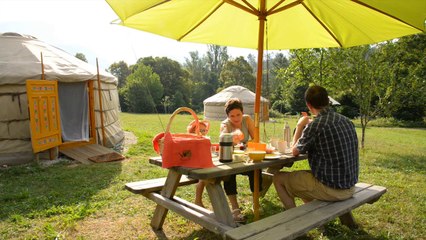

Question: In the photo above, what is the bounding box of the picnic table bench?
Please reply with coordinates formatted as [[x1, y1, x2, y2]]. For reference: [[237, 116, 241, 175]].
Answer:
[[125, 175, 197, 197], [225, 182, 387, 240]]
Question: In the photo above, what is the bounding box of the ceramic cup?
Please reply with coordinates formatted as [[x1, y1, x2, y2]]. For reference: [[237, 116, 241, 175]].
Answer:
[[278, 140, 287, 153], [211, 145, 218, 157]]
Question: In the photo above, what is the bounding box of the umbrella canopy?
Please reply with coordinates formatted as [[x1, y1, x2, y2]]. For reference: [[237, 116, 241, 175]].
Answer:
[[106, 0, 425, 49], [107, 0, 425, 142]]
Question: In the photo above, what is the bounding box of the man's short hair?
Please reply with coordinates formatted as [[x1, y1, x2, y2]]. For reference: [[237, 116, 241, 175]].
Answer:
[[225, 98, 244, 115], [305, 85, 329, 109]]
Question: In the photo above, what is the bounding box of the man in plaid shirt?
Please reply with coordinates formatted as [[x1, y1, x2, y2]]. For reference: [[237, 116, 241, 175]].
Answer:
[[273, 85, 359, 209]]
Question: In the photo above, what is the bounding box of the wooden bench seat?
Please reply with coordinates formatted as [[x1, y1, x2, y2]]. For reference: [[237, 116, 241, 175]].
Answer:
[[225, 182, 386, 240], [125, 176, 198, 196]]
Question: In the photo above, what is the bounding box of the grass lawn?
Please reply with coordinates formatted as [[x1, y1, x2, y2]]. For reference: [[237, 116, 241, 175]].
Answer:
[[0, 112, 425, 239]]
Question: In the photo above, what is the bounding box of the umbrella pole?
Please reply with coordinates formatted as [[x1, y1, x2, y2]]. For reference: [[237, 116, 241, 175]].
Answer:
[[253, 0, 266, 222], [254, 29, 264, 143]]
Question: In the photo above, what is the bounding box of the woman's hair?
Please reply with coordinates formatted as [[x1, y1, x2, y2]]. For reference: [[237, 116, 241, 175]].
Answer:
[[187, 120, 209, 134], [225, 98, 244, 115], [304, 85, 329, 109]]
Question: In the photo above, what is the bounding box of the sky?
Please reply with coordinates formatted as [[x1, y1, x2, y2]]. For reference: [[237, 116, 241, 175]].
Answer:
[[0, 0, 261, 70]]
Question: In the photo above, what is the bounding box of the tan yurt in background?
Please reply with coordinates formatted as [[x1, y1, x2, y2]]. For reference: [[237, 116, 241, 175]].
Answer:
[[0, 32, 124, 166], [203, 85, 269, 121]]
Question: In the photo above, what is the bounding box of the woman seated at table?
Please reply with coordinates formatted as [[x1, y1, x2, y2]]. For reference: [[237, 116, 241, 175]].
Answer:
[[187, 119, 210, 208], [220, 98, 262, 223]]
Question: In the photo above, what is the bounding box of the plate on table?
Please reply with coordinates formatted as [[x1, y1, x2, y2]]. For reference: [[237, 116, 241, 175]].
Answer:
[[264, 154, 281, 160], [233, 150, 245, 154], [277, 149, 292, 154]]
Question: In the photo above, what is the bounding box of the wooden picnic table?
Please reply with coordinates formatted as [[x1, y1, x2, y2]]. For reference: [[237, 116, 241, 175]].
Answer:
[[146, 153, 307, 236]]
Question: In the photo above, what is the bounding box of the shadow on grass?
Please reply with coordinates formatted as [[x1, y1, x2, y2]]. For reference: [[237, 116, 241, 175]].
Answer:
[[0, 160, 122, 221], [278, 218, 390, 239], [154, 228, 222, 240], [181, 229, 222, 240], [293, 220, 393, 240]]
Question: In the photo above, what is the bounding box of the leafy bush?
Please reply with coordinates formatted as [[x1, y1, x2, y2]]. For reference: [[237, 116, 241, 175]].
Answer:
[[392, 106, 425, 122], [271, 100, 288, 114], [335, 105, 359, 119], [354, 117, 426, 128], [269, 109, 285, 118]]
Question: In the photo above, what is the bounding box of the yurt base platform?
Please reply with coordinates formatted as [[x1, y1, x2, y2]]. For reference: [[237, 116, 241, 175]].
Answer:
[[60, 144, 124, 164]]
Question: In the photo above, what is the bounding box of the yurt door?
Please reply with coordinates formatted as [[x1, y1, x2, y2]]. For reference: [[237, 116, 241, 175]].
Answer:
[[26, 80, 62, 153]]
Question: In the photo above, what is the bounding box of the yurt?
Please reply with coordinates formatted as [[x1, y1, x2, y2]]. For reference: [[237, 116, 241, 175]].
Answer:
[[203, 85, 269, 121], [0, 32, 124, 165]]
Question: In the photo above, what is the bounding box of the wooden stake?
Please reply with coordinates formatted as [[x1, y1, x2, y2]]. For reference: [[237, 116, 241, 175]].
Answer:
[[96, 58, 106, 146], [40, 52, 45, 80]]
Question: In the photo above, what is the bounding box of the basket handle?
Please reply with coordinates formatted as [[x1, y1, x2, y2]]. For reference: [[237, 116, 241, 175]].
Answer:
[[165, 107, 201, 136]]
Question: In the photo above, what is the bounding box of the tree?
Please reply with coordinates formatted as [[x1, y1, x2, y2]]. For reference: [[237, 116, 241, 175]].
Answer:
[[206, 45, 229, 89], [274, 50, 315, 114], [109, 61, 132, 112], [247, 53, 257, 74], [108, 61, 131, 89], [183, 51, 211, 112], [169, 91, 186, 112], [246, 53, 277, 99], [379, 34, 426, 121], [75, 53, 87, 62], [330, 45, 389, 148], [184, 51, 205, 83], [271, 35, 425, 148], [121, 64, 163, 113], [219, 56, 256, 91], [161, 96, 172, 114], [138, 57, 189, 111], [267, 52, 290, 107], [182, 46, 230, 112]]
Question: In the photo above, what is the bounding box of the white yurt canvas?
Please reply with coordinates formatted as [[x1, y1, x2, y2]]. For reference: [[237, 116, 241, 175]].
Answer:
[[203, 85, 269, 121], [0, 32, 124, 165]]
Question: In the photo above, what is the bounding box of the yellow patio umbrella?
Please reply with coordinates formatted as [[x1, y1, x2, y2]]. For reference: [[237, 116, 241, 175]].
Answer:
[[106, 0, 426, 220], [106, 0, 425, 142]]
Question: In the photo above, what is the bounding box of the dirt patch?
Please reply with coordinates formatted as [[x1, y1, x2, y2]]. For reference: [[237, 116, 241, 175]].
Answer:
[[123, 131, 137, 154]]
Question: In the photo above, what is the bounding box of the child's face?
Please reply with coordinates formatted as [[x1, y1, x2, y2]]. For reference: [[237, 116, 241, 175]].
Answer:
[[199, 124, 208, 135]]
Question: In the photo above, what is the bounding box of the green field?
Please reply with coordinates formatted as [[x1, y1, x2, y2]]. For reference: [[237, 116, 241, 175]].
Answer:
[[1, 113, 425, 239]]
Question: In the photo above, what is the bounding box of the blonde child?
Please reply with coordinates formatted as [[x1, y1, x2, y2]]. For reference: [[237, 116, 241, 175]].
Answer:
[[187, 120, 210, 208]]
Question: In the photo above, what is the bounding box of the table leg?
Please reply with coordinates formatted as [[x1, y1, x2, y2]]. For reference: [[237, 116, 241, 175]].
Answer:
[[205, 179, 237, 227], [260, 162, 294, 197], [253, 169, 260, 221], [151, 170, 182, 230]]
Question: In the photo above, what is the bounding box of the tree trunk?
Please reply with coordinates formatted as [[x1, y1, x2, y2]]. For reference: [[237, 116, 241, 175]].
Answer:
[[361, 124, 366, 149], [360, 115, 367, 149]]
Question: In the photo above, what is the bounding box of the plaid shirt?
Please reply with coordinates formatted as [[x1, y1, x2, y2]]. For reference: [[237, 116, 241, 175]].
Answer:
[[296, 109, 359, 189]]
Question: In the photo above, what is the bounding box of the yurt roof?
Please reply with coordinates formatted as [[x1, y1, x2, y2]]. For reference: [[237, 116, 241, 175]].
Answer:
[[203, 85, 269, 106], [0, 32, 117, 85]]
